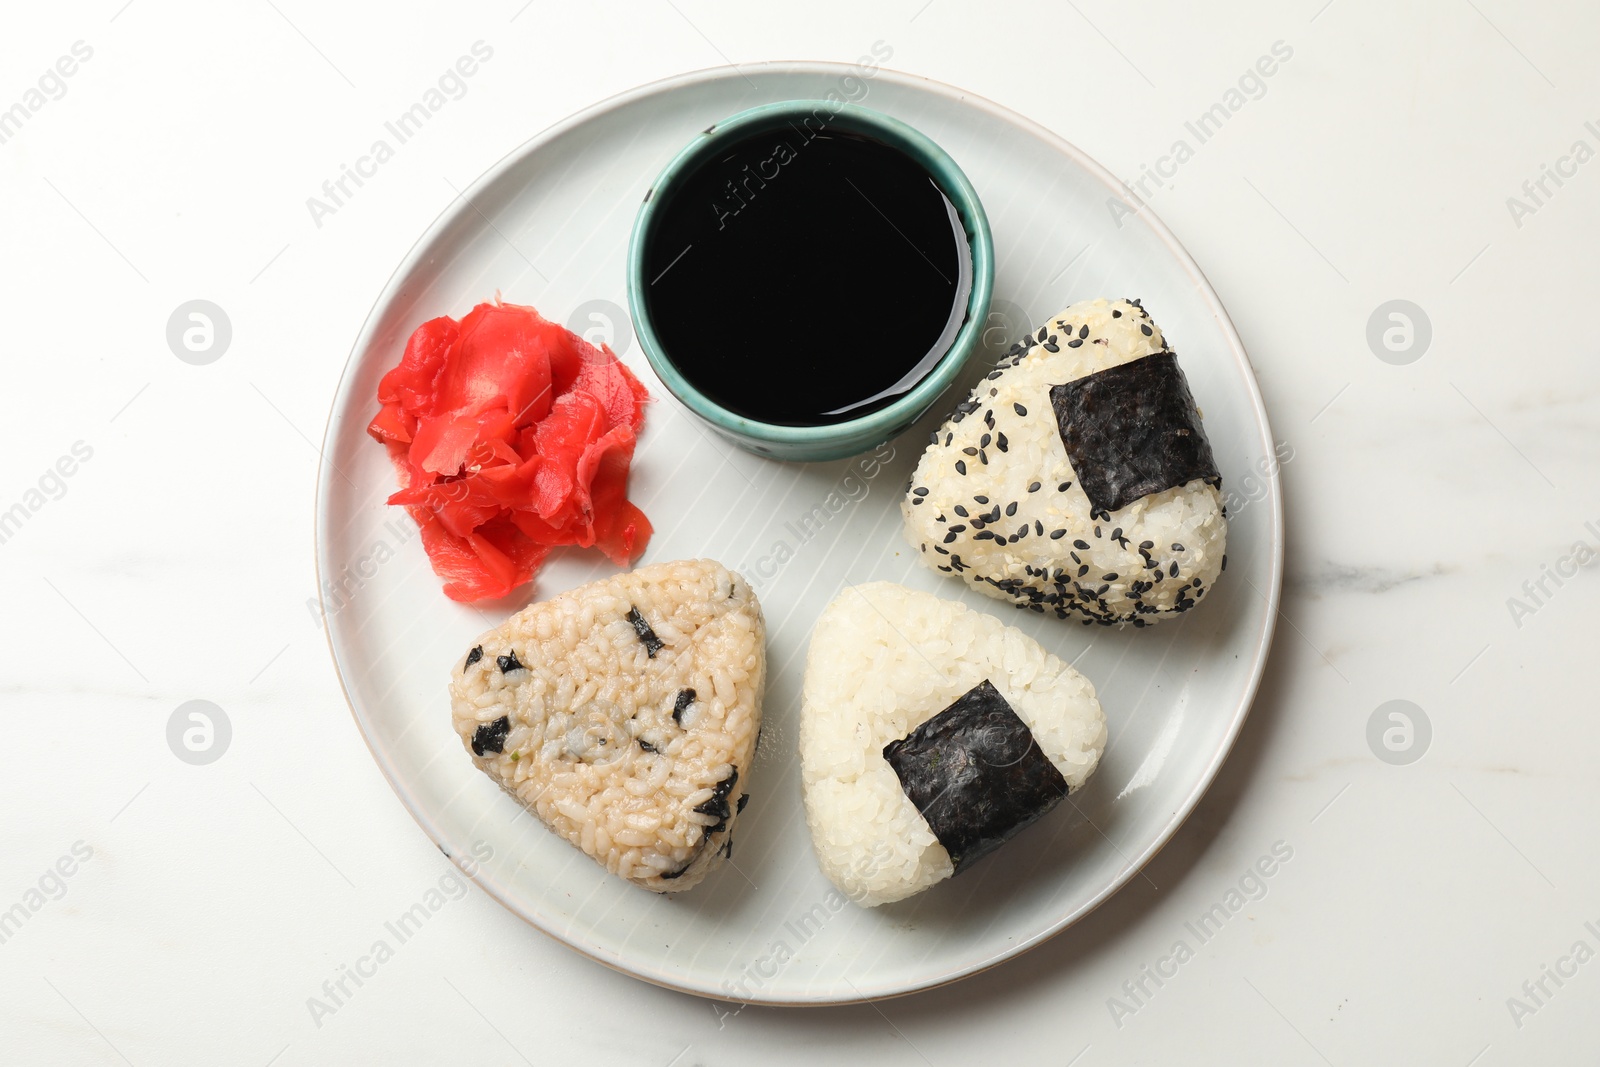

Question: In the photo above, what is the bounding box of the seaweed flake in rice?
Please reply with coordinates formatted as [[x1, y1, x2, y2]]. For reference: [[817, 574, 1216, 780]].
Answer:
[[900, 297, 1227, 627], [799, 582, 1106, 906], [450, 559, 766, 892]]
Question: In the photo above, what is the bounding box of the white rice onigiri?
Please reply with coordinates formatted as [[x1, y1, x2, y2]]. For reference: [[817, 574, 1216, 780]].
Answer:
[[450, 559, 765, 892], [799, 582, 1106, 907], [903, 297, 1227, 627]]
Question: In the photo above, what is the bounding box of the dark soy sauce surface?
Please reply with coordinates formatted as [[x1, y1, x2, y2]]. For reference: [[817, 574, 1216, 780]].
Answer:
[[642, 125, 972, 426]]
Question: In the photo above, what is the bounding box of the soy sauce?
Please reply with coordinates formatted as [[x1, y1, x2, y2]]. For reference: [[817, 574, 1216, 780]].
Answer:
[[641, 123, 972, 427]]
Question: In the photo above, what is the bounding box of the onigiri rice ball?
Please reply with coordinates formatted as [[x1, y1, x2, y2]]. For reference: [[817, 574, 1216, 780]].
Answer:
[[799, 582, 1106, 906], [903, 297, 1227, 627]]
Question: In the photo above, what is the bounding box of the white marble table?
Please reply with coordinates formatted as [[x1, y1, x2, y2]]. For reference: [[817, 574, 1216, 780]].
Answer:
[[4, 1, 1595, 1062]]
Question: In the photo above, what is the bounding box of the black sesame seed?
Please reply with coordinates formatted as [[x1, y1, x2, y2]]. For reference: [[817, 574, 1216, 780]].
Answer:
[[1004, 502, 1017, 517], [464, 646, 483, 671], [1028, 481, 1041, 493], [975, 495, 989, 504], [1112, 309, 1122, 318], [979, 450, 989, 464], [1141, 323, 1153, 336], [1058, 481, 1072, 493], [996, 432, 1008, 452], [1068, 338, 1083, 348], [496, 651, 524, 673], [1140, 540, 1154, 550], [1102, 573, 1118, 581], [913, 486, 929, 497], [1079, 325, 1089, 339], [954, 505, 969, 516], [1074, 539, 1090, 550], [1078, 565, 1090, 576], [911, 496, 924, 505], [945, 432, 953, 446], [1035, 520, 1044, 536], [1170, 561, 1180, 577], [1037, 326, 1048, 342], [962, 446, 978, 456], [1093, 525, 1103, 538], [943, 531, 958, 544], [955, 460, 967, 475], [985, 410, 995, 429], [980, 433, 991, 448], [1171, 542, 1186, 552], [1014, 403, 1028, 417], [1051, 529, 1067, 539]]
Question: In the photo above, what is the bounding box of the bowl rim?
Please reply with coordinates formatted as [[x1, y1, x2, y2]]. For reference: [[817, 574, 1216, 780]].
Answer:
[[626, 98, 994, 447]]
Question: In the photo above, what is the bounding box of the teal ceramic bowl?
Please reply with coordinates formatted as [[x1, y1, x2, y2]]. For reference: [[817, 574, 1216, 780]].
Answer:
[[627, 100, 993, 462]]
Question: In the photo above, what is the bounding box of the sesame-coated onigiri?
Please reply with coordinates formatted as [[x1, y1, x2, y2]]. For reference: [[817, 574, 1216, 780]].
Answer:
[[902, 297, 1227, 627]]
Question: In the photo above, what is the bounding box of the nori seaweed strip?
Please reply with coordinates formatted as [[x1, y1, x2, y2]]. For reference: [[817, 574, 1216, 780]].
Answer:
[[1049, 352, 1220, 517], [463, 646, 483, 671], [496, 651, 523, 673], [626, 607, 665, 657], [472, 716, 511, 756], [882, 680, 1068, 874]]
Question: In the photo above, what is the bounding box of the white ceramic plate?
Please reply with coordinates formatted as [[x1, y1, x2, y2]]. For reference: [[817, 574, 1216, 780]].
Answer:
[[315, 61, 1282, 1005]]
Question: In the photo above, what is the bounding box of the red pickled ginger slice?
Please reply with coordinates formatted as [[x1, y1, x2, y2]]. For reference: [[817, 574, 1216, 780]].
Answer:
[[366, 299, 652, 602]]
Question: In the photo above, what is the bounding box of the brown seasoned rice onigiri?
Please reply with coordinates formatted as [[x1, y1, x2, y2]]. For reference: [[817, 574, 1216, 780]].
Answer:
[[450, 559, 765, 892]]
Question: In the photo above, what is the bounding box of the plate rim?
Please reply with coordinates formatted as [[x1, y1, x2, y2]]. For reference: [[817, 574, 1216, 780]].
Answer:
[[313, 58, 1284, 1007]]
